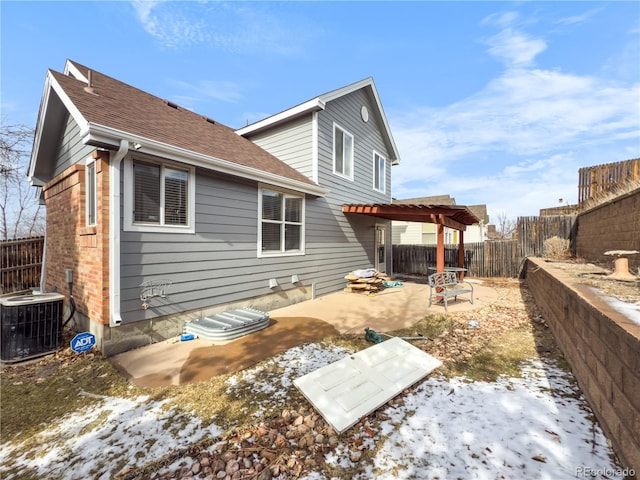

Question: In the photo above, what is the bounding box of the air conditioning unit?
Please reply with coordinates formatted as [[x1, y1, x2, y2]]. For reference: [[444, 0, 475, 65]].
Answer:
[[0, 293, 65, 363]]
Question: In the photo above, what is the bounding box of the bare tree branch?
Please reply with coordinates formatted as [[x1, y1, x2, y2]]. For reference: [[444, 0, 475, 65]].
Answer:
[[0, 121, 44, 240], [491, 211, 517, 240]]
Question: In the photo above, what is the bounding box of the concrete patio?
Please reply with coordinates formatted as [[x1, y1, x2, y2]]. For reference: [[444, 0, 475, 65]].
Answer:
[[111, 279, 499, 387], [270, 278, 499, 334]]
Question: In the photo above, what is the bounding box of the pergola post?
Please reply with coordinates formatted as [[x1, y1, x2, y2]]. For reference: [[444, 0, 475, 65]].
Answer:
[[458, 230, 465, 280], [436, 224, 445, 273]]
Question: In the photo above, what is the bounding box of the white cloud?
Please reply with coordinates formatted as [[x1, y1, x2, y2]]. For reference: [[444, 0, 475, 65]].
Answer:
[[480, 11, 519, 28], [485, 28, 547, 67], [167, 79, 244, 104], [602, 33, 640, 81], [131, 0, 207, 48], [555, 7, 603, 26], [129, 1, 316, 54], [390, 18, 639, 218], [392, 68, 638, 166]]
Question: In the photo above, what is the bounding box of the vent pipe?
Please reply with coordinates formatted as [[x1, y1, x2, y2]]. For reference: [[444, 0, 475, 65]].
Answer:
[[84, 69, 95, 94]]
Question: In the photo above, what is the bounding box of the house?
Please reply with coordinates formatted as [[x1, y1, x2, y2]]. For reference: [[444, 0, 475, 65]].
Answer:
[[28, 60, 400, 355], [392, 195, 488, 245]]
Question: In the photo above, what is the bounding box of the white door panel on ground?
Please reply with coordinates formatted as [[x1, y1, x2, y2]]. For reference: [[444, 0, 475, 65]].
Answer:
[[294, 337, 442, 432]]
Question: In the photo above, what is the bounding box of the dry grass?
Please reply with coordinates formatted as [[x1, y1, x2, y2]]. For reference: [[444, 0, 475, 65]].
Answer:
[[1, 353, 140, 444], [543, 236, 571, 259], [450, 329, 539, 381], [2, 310, 540, 447], [2, 281, 569, 480]]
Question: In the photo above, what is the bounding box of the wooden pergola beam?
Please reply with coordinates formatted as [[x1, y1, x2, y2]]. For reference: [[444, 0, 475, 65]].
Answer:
[[342, 203, 478, 280], [432, 214, 466, 232], [342, 205, 467, 231]]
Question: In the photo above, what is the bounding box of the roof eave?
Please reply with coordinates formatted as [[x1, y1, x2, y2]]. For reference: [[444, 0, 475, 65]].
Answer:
[[321, 78, 401, 165], [237, 78, 401, 165], [29, 71, 89, 184], [28, 76, 52, 183], [85, 124, 328, 197], [236, 98, 325, 137]]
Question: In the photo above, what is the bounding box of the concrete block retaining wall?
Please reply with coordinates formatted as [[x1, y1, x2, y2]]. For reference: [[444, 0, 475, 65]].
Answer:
[[525, 257, 640, 473], [576, 189, 640, 272]]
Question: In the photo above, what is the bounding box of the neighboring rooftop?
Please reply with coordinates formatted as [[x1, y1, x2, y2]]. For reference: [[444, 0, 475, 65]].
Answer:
[[393, 195, 488, 224]]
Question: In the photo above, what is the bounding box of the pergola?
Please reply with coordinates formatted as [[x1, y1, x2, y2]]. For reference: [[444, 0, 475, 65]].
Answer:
[[342, 203, 480, 278]]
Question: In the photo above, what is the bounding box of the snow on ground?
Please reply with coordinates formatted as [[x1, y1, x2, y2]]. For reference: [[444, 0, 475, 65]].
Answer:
[[1, 343, 626, 480], [345, 362, 618, 480], [226, 342, 353, 413], [0, 394, 222, 480]]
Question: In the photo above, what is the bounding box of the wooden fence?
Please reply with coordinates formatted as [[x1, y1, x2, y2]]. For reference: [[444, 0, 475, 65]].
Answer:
[[393, 241, 520, 278], [1, 236, 45, 294], [578, 158, 640, 204], [517, 215, 577, 257], [393, 215, 578, 278]]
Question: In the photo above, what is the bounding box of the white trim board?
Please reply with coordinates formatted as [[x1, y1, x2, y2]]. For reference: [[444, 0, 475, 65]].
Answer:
[[293, 337, 442, 433]]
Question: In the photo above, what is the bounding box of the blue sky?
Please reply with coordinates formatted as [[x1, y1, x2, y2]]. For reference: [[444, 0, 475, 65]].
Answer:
[[2, 1, 639, 220]]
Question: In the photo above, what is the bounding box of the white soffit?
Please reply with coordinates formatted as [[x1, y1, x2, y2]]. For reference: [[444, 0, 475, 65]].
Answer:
[[293, 337, 442, 433]]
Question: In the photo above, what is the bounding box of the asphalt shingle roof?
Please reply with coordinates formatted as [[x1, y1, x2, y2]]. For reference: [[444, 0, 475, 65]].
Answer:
[[53, 61, 317, 188]]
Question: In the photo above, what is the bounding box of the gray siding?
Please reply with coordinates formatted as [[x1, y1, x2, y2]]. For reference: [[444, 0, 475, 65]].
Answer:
[[244, 116, 314, 180], [119, 168, 377, 323], [310, 87, 394, 290], [317, 88, 392, 202], [54, 114, 93, 176], [119, 174, 383, 323], [121, 170, 257, 322], [118, 87, 395, 324]]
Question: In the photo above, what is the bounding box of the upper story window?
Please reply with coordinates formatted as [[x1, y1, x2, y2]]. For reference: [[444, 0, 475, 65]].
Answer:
[[124, 157, 195, 233], [85, 158, 97, 226], [333, 124, 354, 180], [259, 187, 305, 257], [373, 151, 386, 193]]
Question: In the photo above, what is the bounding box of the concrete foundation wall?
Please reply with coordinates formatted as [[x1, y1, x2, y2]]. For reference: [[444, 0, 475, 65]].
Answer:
[[525, 257, 640, 472], [72, 284, 313, 357]]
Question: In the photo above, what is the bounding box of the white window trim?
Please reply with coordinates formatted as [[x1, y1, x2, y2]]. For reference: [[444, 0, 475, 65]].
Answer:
[[123, 155, 196, 233], [85, 157, 97, 227], [332, 122, 354, 181], [257, 184, 305, 258], [372, 150, 386, 193]]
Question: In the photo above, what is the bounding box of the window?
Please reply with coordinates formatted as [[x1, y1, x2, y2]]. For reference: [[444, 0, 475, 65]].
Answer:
[[259, 188, 304, 256], [333, 124, 354, 179], [124, 157, 195, 233], [373, 152, 385, 192], [86, 158, 97, 226]]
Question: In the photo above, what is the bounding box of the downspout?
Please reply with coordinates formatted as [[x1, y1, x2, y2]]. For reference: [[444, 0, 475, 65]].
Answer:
[[34, 188, 47, 293], [39, 231, 46, 293], [109, 139, 128, 327]]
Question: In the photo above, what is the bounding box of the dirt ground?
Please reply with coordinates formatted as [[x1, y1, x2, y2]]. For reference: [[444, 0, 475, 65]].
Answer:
[[1, 271, 634, 480], [540, 258, 640, 304]]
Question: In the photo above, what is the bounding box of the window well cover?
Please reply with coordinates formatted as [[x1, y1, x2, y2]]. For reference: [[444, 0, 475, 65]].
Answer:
[[293, 337, 442, 433]]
